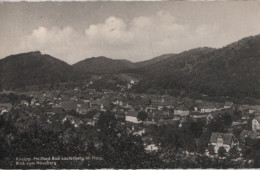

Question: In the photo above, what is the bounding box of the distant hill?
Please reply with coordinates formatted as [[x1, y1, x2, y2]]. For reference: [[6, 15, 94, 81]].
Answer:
[[73, 54, 175, 74], [133, 35, 260, 98], [0, 51, 77, 90], [1, 34, 259, 99], [134, 53, 175, 68], [131, 47, 215, 78], [73, 56, 136, 74]]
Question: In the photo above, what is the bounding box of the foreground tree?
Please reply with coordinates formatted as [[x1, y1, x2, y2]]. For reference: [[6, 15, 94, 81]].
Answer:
[[137, 111, 148, 121], [218, 146, 227, 157]]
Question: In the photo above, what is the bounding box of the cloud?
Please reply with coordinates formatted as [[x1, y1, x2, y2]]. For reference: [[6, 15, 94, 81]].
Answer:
[[19, 11, 220, 64]]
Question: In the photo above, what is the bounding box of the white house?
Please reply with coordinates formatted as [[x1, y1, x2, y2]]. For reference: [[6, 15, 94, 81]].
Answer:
[[252, 116, 260, 132], [210, 133, 235, 153], [125, 110, 141, 123], [174, 107, 189, 116], [145, 144, 159, 152], [224, 102, 233, 109], [21, 100, 29, 107], [130, 80, 135, 84], [133, 129, 145, 136], [201, 106, 219, 113], [249, 109, 256, 114]]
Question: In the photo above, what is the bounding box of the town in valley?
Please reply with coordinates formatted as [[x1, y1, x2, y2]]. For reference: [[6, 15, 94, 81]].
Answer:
[[1, 73, 260, 168], [1, 1, 260, 169]]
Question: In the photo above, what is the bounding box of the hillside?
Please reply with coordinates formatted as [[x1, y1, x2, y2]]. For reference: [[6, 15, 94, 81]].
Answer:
[[0, 34, 259, 98], [133, 35, 260, 98], [0, 51, 77, 90], [73, 54, 175, 74], [73, 56, 136, 74], [134, 53, 175, 68]]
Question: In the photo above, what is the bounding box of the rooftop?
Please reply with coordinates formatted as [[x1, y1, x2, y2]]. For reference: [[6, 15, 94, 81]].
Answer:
[[210, 132, 234, 145]]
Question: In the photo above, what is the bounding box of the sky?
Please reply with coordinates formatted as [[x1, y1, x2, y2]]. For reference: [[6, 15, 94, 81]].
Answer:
[[0, 1, 260, 64]]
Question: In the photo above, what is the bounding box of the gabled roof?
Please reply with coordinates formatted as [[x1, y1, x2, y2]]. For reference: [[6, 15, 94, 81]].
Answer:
[[126, 110, 138, 117], [210, 132, 234, 145], [93, 112, 101, 119], [79, 104, 90, 110]]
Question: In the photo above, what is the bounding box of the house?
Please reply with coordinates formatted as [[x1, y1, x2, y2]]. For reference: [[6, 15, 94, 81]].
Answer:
[[249, 109, 256, 114], [192, 114, 208, 123], [127, 84, 132, 89], [62, 115, 83, 128], [206, 112, 220, 124], [252, 116, 260, 132], [52, 106, 64, 114], [158, 117, 175, 125], [210, 133, 235, 153], [247, 105, 260, 114], [201, 106, 218, 113], [224, 102, 233, 109], [174, 107, 189, 116], [61, 101, 77, 112], [133, 128, 145, 136], [21, 100, 29, 107], [149, 110, 163, 122], [77, 104, 90, 114], [145, 144, 159, 152], [113, 99, 123, 106], [113, 105, 124, 112], [0, 103, 12, 115], [125, 110, 140, 123], [194, 106, 198, 112], [142, 136, 153, 145], [73, 118, 84, 128], [102, 89, 113, 94], [93, 112, 101, 124], [115, 111, 126, 120], [240, 129, 260, 142], [30, 98, 37, 105], [83, 118, 95, 126], [231, 120, 247, 127], [46, 98, 56, 106]]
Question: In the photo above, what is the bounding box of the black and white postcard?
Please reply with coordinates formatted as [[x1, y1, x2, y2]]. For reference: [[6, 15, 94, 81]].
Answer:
[[0, 0, 260, 169]]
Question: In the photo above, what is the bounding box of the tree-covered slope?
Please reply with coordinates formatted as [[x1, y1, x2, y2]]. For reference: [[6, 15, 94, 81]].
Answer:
[[0, 51, 77, 89]]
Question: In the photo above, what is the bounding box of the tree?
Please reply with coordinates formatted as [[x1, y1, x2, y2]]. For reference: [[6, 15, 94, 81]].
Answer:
[[208, 145, 215, 155], [197, 131, 211, 154], [228, 146, 239, 159], [222, 114, 232, 127], [233, 107, 242, 121], [218, 146, 227, 157], [189, 121, 203, 138], [137, 111, 148, 121], [254, 149, 260, 168]]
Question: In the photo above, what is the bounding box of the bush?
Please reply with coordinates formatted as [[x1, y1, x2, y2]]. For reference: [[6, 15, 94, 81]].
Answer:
[[218, 146, 227, 157]]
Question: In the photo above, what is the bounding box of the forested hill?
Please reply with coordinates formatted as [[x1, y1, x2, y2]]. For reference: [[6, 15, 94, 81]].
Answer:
[[1, 34, 260, 99], [132, 35, 260, 98], [0, 51, 77, 89], [73, 56, 136, 74]]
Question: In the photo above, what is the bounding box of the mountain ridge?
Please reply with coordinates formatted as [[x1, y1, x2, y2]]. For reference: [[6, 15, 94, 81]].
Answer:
[[0, 34, 259, 98], [0, 51, 78, 90], [133, 35, 260, 98]]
